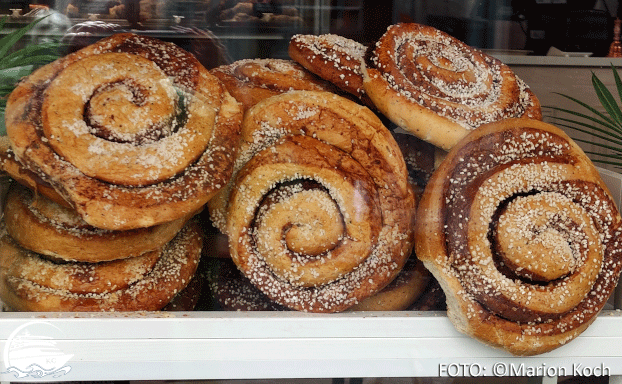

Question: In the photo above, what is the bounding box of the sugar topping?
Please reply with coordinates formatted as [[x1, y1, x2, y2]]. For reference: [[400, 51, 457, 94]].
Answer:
[[368, 24, 538, 130], [2, 219, 202, 311], [427, 122, 622, 343], [220, 91, 413, 312]]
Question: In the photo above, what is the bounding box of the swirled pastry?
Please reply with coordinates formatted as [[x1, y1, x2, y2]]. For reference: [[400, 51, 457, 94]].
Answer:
[[162, 273, 204, 311], [415, 118, 622, 355], [0, 136, 67, 207], [347, 256, 431, 311], [204, 256, 288, 311], [212, 90, 415, 312], [288, 34, 373, 107], [210, 58, 338, 111], [362, 23, 541, 150], [0, 218, 202, 312], [5, 33, 242, 230], [4, 183, 193, 262]]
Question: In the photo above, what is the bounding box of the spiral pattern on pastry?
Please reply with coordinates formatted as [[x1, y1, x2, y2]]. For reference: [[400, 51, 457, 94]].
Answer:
[[288, 34, 373, 107], [5, 33, 242, 230], [0, 219, 202, 312], [3, 183, 193, 262], [362, 23, 541, 150], [210, 58, 338, 111], [217, 90, 415, 313], [415, 118, 622, 356]]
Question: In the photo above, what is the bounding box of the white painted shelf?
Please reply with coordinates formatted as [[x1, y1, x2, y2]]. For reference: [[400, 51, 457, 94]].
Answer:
[[1, 310, 622, 382]]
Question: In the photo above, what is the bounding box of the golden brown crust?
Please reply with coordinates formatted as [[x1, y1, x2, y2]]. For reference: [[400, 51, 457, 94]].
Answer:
[[415, 118, 622, 355], [0, 137, 68, 208], [210, 58, 338, 111], [347, 256, 431, 311], [217, 90, 415, 313], [288, 34, 373, 107], [0, 219, 203, 312], [5, 33, 242, 230], [4, 183, 194, 262], [362, 23, 541, 151]]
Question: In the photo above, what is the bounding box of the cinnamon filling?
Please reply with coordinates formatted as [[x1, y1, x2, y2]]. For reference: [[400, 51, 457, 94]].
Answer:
[[253, 180, 345, 259], [443, 128, 611, 326]]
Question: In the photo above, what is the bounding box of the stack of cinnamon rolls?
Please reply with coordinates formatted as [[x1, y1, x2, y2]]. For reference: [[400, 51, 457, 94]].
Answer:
[[2, 22, 621, 356]]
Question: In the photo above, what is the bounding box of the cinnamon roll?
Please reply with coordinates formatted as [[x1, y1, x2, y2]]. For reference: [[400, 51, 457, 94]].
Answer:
[[288, 34, 373, 107], [347, 256, 431, 311], [0, 219, 203, 312], [0, 136, 67, 208], [4, 183, 193, 263], [415, 118, 622, 355], [204, 256, 288, 311], [210, 58, 338, 111], [214, 90, 415, 312], [5, 33, 242, 230], [362, 23, 541, 151]]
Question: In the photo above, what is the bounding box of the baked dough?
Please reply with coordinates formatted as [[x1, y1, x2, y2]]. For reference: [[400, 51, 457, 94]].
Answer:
[[217, 90, 415, 312], [347, 256, 431, 311], [362, 23, 541, 150], [3, 183, 194, 262], [288, 34, 373, 107], [210, 58, 338, 111], [0, 218, 203, 312], [5, 33, 242, 230], [415, 118, 622, 355]]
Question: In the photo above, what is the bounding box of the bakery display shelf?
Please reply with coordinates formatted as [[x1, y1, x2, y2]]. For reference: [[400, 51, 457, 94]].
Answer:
[[1, 310, 622, 382], [1, 165, 621, 382]]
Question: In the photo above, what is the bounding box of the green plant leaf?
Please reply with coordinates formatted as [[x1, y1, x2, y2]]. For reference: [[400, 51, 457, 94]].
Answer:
[[546, 105, 621, 133], [611, 64, 622, 105], [573, 136, 622, 155], [0, 15, 61, 132], [552, 92, 620, 131], [0, 42, 60, 70], [552, 119, 622, 146], [0, 15, 50, 59], [592, 71, 622, 130], [545, 66, 622, 169]]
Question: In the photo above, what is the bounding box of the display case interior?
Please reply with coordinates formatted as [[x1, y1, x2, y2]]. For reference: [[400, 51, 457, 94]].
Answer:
[[2, 1, 622, 382], [1, 0, 371, 62]]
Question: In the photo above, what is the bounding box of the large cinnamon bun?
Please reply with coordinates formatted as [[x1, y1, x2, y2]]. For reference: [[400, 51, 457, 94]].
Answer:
[[0, 218, 203, 312], [5, 33, 242, 230], [362, 23, 541, 151], [211, 90, 415, 312], [415, 118, 622, 355]]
